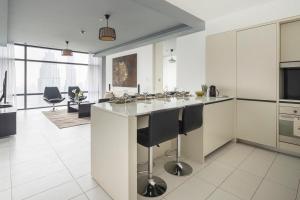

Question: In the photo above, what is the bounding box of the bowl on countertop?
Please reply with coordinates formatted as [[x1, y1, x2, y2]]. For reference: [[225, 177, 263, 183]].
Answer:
[[195, 91, 205, 97]]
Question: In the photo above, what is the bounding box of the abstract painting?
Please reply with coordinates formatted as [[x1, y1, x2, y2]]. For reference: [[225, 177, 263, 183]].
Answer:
[[112, 53, 137, 87]]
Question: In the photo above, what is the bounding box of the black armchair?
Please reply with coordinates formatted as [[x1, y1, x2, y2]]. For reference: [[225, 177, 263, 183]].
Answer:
[[68, 86, 87, 102], [43, 87, 65, 111]]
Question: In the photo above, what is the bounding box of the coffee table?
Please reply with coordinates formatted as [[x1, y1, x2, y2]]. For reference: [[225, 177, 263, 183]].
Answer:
[[67, 101, 95, 118]]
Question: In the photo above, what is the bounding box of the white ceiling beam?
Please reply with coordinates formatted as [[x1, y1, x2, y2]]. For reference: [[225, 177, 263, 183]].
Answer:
[[133, 0, 205, 30], [94, 0, 205, 56], [0, 0, 8, 46]]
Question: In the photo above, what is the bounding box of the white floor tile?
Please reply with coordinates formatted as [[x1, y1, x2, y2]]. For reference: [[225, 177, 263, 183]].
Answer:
[[0, 163, 10, 180], [207, 189, 241, 200], [0, 176, 11, 191], [86, 186, 112, 200], [65, 160, 90, 178], [0, 189, 11, 200], [70, 194, 89, 200], [12, 169, 73, 200], [266, 161, 300, 190], [138, 193, 164, 200], [11, 160, 65, 186], [252, 179, 297, 200], [221, 169, 262, 200], [76, 174, 97, 192], [25, 181, 82, 200], [1, 109, 300, 200], [216, 144, 254, 168], [165, 177, 216, 200], [0, 138, 11, 149], [196, 161, 234, 186], [159, 171, 190, 195], [239, 148, 276, 177], [274, 154, 300, 171]]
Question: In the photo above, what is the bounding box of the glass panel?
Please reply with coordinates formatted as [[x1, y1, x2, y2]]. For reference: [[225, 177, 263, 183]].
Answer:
[[27, 62, 89, 93], [27, 94, 68, 109], [279, 119, 294, 137], [27, 61, 89, 108], [15, 61, 25, 94], [27, 47, 88, 64], [15, 61, 25, 109], [16, 95, 24, 109], [14, 45, 25, 59]]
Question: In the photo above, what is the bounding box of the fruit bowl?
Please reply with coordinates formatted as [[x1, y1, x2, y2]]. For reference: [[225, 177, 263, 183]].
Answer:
[[195, 91, 204, 97]]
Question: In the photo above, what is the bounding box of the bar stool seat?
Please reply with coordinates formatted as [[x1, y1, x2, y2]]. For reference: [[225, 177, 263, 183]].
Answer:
[[137, 108, 180, 198], [165, 103, 204, 176]]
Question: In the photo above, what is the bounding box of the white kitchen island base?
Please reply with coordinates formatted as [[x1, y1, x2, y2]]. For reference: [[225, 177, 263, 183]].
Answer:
[[91, 97, 234, 200]]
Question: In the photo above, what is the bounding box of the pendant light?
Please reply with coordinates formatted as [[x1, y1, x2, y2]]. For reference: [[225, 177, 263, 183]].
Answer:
[[169, 49, 176, 63], [62, 41, 73, 56], [99, 14, 116, 41]]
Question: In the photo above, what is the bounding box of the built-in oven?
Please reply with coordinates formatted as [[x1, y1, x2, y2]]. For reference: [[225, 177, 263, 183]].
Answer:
[[279, 104, 300, 145]]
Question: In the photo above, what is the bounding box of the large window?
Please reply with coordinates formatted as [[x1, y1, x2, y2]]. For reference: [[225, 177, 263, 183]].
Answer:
[[15, 44, 89, 109]]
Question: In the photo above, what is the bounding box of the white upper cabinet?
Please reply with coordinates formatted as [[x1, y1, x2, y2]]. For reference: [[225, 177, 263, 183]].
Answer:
[[281, 20, 300, 62], [206, 31, 236, 97], [237, 24, 277, 100]]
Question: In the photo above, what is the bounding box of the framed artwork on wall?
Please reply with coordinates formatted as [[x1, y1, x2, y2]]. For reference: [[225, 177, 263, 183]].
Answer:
[[112, 53, 137, 87]]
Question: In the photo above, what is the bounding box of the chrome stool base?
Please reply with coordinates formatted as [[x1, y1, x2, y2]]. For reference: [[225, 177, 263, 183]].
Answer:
[[137, 176, 167, 197], [164, 161, 193, 176]]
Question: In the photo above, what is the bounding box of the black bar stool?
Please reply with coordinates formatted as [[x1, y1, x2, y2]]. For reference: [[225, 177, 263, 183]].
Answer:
[[137, 108, 180, 198], [164, 103, 203, 176]]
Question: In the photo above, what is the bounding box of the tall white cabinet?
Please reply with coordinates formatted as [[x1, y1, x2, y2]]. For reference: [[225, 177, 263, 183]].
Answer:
[[236, 24, 277, 147], [205, 23, 279, 152], [236, 24, 277, 100], [206, 31, 236, 97]]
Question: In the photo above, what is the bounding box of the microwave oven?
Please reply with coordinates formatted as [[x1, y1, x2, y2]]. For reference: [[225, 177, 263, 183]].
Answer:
[[282, 67, 300, 100]]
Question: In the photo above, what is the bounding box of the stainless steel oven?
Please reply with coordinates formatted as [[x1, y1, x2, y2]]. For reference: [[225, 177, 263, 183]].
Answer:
[[279, 105, 300, 145]]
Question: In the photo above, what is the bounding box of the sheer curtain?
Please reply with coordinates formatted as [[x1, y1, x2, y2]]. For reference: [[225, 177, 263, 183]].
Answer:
[[0, 44, 16, 105], [88, 54, 102, 102]]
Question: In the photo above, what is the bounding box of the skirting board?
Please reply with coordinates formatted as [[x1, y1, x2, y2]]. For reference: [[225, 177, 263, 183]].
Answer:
[[237, 139, 300, 158]]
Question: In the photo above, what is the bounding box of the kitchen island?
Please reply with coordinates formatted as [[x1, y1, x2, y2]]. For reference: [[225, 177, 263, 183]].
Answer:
[[91, 96, 234, 200]]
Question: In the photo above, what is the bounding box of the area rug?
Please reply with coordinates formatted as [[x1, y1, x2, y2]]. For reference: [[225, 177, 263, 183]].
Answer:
[[42, 109, 90, 129]]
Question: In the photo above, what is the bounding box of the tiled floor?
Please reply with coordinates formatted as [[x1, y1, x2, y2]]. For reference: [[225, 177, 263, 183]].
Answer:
[[0, 108, 300, 200]]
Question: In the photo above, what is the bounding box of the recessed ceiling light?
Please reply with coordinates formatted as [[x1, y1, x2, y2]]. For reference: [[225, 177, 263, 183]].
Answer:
[[80, 30, 86, 35]]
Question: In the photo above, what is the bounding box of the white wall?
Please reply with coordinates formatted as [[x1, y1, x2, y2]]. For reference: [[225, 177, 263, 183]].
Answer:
[[175, 0, 300, 92], [176, 31, 206, 92], [0, 0, 8, 46], [207, 0, 300, 34], [106, 44, 154, 95], [154, 42, 164, 93]]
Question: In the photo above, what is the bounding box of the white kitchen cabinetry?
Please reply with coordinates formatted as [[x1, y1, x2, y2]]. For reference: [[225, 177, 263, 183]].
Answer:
[[237, 24, 277, 100], [206, 31, 236, 97], [204, 100, 235, 156], [237, 100, 277, 147], [281, 20, 300, 62]]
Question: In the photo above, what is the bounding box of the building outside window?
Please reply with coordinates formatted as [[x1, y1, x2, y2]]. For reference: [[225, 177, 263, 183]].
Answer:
[[15, 44, 89, 109]]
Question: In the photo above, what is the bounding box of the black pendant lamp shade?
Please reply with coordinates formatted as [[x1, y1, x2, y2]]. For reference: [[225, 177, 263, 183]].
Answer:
[[99, 14, 116, 41]]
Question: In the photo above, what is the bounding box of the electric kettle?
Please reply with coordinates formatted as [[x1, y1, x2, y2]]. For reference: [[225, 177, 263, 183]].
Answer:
[[209, 85, 219, 97]]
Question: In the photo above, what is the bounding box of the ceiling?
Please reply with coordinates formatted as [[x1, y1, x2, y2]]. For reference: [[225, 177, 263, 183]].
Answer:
[[166, 0, 277, 21], [8, 0, 204, 54]]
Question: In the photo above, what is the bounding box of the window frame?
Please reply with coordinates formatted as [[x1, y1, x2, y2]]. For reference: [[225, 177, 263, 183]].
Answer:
[[15, 43, 89, 110]]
